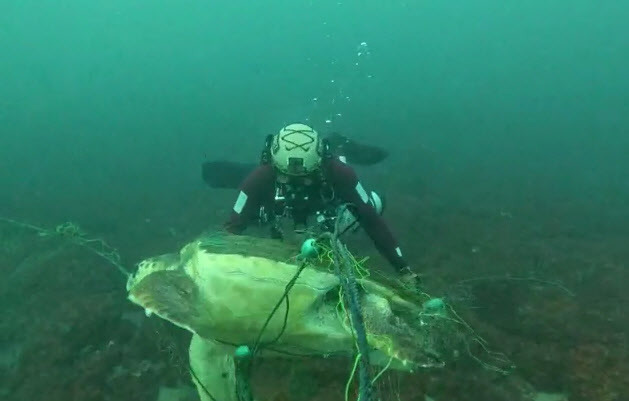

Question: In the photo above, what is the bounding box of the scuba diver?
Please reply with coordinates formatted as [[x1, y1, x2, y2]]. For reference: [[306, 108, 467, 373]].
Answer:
[[213, 123, 419, 286]]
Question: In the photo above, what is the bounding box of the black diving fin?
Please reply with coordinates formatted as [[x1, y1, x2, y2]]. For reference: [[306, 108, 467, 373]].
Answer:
[[327, 132, 389, 166], [201, 161, 257, 189], [202, 134, 389, 189]]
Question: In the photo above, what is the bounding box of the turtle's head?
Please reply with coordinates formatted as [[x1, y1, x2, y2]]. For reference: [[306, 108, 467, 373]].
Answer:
[[126, 253, 180, 292], [126, 254, 206, 335]]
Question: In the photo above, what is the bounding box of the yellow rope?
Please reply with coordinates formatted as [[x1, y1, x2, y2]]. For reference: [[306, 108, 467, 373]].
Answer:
[[371, 355, 394, 386], [345, 353, 362, 401]]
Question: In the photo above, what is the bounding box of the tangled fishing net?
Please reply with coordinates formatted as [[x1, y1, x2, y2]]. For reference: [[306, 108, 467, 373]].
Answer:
[[0, 216, 514, 401]]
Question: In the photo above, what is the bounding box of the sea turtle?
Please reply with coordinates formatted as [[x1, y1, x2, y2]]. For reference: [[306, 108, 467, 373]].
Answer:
[[126, 234, 456, 401]]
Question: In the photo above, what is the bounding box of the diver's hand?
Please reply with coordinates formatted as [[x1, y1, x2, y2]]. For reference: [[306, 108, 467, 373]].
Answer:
[[399, 266, 422, 290]]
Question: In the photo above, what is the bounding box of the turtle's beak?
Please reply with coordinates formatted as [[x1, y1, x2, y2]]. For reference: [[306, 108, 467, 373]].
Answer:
[[128, 269, 204, 335]]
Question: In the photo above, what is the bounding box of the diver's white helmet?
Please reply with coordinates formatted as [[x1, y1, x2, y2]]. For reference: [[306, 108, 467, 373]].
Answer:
[[270, 123, 322, 176]]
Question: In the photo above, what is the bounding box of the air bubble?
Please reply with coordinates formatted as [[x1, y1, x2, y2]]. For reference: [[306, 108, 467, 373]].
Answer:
[[357, 41, 370, 57]]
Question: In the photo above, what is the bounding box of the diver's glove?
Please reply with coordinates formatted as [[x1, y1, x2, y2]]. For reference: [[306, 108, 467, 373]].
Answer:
[[399, 266, 422, 290]]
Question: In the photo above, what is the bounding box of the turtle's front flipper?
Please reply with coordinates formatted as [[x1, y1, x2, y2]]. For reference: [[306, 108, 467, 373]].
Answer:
[[189, 335, 240, 401]]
